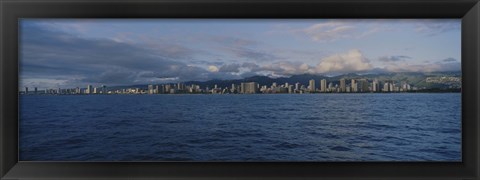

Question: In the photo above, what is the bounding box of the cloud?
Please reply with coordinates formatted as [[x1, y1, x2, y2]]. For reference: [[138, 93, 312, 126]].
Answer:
[[224, 47, 278, 61], [302, 22, 356, 42], [442, 57, 457, 62], [378, 55, 412, 62], [414, 19, 460, 36], [261, 61, 313, 76], [20, 22, 214, 88], [382, 57, 461, 73], [295, 20, 393, 42], [211, 36, 259, 47], [383, 62, 460, 73], [208, 65, 219, 72], [211, 36, 279, 61], [314, 49, 373, 74], [218, 63, 241, 73]]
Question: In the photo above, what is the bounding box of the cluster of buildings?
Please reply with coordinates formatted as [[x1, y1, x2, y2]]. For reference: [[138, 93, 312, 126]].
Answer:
[[20, 78, 422, 95], [257, 79, 416, 94]]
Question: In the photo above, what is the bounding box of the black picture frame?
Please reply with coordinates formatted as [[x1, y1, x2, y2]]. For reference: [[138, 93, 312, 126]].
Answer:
[[1, 0, 479, 179]]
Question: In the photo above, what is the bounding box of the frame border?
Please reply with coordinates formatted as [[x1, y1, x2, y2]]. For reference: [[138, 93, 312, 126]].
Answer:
[[1, 0, 479, 179]]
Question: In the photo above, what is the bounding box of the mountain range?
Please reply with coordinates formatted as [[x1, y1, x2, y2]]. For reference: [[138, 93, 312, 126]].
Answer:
[[110, 71, 462, 90]]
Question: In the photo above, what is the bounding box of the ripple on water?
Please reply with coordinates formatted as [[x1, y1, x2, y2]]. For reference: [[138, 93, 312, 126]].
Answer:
[[330, 146, 352, 152]]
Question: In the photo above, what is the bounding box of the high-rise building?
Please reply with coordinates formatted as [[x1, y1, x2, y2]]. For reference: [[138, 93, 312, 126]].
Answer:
[[358, 79, 369, 92], [295, 82, 300, 91], [241, 82, 259, 94], [351, 79, 357, 92], [309, 79, 316, 92], [320, 79, 327, 92], [86, 85, 93, 94], [93, 87, 98, 94], [340, 79, 346, 92], [34, 87, 38, 94], [177, 83, 185, 90], [383, 82, 390, 92], [288, 85, 293, 94], [165, 84, 171, 93], [148, 85, 154, 94], [372, 79, 379, 92], [25, 87, 28, 94], [102, 85, 107, 94]]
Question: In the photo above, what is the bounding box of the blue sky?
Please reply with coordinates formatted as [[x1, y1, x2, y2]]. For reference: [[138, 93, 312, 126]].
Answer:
[[20, 19, 461, 89]]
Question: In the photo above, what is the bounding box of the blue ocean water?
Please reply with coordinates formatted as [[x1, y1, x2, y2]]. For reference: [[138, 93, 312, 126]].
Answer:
[[19, 93, 461, 161]]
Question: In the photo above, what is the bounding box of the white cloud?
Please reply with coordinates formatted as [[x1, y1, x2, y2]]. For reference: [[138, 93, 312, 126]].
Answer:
[[208, 65, 219, 72], [314, 49, 373, 74], [301, 22, 356, 42], [381, 57, 460, 73], [414, 19, 460, 36]]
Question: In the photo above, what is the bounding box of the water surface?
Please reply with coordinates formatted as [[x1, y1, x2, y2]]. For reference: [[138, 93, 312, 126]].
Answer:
[[19, 93, 461, 161]]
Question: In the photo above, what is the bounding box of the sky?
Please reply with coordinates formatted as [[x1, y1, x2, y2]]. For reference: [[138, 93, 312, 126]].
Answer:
[[19, 19, 461, 89]]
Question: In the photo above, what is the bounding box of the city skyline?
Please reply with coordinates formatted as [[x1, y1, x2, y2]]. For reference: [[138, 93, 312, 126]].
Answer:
[[20, 75, 461, 95], [20, 19, 461, 89]]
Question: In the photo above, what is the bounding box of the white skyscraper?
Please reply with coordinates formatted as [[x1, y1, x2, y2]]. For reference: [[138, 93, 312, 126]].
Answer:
[[320, 79, 327, 92], [309, 79, 316, 92], [351, 79, 357, 92], [372, 79, 379, 92], [86, 85, 93, 94]]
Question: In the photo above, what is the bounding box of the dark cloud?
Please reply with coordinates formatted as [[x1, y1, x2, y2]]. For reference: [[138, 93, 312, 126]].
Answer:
[[219, 63, 241, 73], [20, 23, 210, 87], [241, 62, 261, 70], [378, 55, 411, 62], [190, 60, 224, 66]]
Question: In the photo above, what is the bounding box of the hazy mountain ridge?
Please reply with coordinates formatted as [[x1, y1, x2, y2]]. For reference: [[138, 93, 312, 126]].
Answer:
[[108, 71, 461, 90]]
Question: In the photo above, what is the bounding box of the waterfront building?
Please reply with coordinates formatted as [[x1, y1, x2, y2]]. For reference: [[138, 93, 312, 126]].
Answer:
[[372, 79, 379, 92], [25, 87, 28, 94], [165, 84, 171, 93], [148, 85, 154, 94], [86, 85, 93, 94], [309, 79, 316, 92], [320, 79, 327, 92], [340, 79, 346, 92], [34, 87, 38, 94], [241, 82, 259, 94], [102, 85, 107, 94], [93, 87, 98, 94], [178, 83, 185, 90], [295, 82, 300, 91], [383, 82, 390, 92], [359, 79, 369, 92], [288, 85, 293, 94], [351, 79, 357, 92]]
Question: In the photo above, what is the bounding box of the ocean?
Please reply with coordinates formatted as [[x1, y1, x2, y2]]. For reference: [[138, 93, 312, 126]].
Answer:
[[19, 93, 461, 161]]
